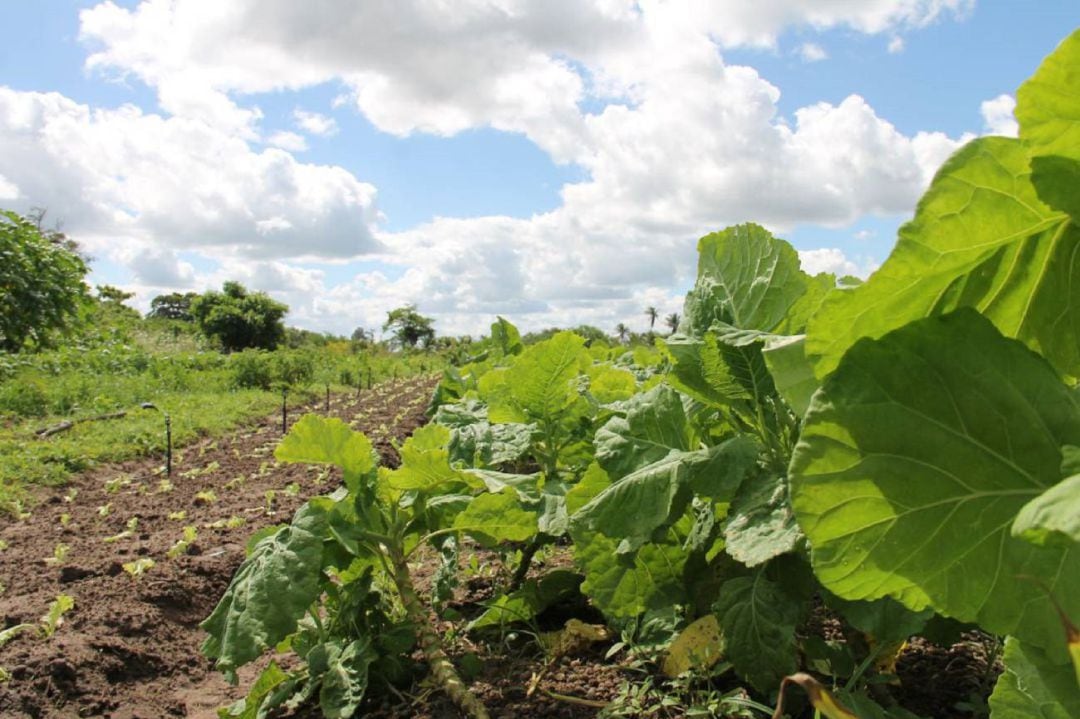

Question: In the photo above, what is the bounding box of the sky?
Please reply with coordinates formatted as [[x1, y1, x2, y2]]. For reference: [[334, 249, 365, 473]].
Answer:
[[0, 1, 1077, 339]]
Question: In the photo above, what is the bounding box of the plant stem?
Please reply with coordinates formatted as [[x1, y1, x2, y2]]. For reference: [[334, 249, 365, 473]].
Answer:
[[387, 547, 491, 719], [507, 536, 544, 593]]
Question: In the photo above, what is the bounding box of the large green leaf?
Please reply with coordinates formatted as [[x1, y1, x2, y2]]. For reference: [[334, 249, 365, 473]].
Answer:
[[1013, 474, 1080, 548], [762, 335, 818, 417], [683, 223, 808, 335], [1017, 29, 1080, 220], [594, 384, 693, 479], [723, 472, 802, 567], [712, 573, 802, 693], [791, 310, 1080, 654], [806, 137, 1080, 380], [491, 316, 524, 356], [572, 438, 756, 554], [988, 638, 1080, 719], [382, 423, 480, 492], [319, 639, 377, 719], [482, 331, 589, 424], [468, 570, 583, 630], [573, 527, 687, 620], [824, 594, 932, 647], [664, 333, 747, 408], [202, 502, 329, 677], [453, 489, 538, 543], [275, 416, 376, 492]]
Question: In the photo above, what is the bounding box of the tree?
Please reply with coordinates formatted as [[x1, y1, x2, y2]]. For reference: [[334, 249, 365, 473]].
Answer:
[[96, 285, 135, 304], [645, 306, 658, 331], [382, 304, 435, 349], [148, 292, 199, 321], [191, 281, 288, 352], [0, 210, 89, 352], [614, 322, 630, 344], [665, 312, 680, 334]]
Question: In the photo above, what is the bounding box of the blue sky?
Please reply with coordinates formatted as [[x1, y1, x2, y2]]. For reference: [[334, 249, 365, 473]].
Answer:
[[0, 1, 1076, 336]]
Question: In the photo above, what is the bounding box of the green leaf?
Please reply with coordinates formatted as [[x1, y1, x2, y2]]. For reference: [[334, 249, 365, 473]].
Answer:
[[805, 136, 1080, 380], [468, 570, 583, 630], [683, 223, 809, 335], [824, 594, 932, 647], [565, 462, 610, 516], [491, 316, 523, 356], [1013, 474, 1080, 547], [723, 473, 802, 567], [201, 502, 329, 676], [482, 331, 589, 424], [218, 661, 289, 719], [988, 637, 1080, 719], [383, 424, 480, 492], [1016, 29, 1080, 220], [573, 528, 687, 620], [791, 310, 1080, 655], [762, 335, 818, 417], [775, 272, 836, 336], [712, 573, 801, 693], [319, 639, 376, 719], [664, 333, 746, 408], [594, 384, 693, 479], [276, 415, 375, 492], [587, 364, 638, 404], [453, 489, 537, 543], [573, 438, 755, 554]]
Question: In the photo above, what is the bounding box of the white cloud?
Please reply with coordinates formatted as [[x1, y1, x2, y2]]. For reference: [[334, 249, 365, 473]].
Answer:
[[798, 43, 828, 62], [266, 130, 308, 151], [0, 87, 382, 261], [980, 93, 1018, 137], [293, 109, 338, 136], [888, 36, 906, 53], [0, 172, 18, 199], [798, 248, 861, 277], [0, 1, 978, 335]]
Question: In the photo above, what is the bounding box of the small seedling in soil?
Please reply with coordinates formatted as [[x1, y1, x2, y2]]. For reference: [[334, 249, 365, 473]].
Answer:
[[59, 513, 72, 526], [44, 543, 71, 565], [103, 517, 139, 543], [263, 489, 277, 514], [0, 540, 8, 551], [40, 594, 74, 637], [122, 558, 155, 578], [63, 488, 78, 503], [283, 482, 300, 497], [97, 503, 112, 518], [224, 475, 245, 491], [104, 476, 131, 494], [194, 489, 218, 505], [166, 526, 198, 559], [168, 510, 187, 521], [157, 479, 175, 493]]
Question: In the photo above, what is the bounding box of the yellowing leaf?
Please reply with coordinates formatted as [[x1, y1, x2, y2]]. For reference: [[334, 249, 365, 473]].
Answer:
[[772, 673, 858, 719], [662, 614, 724, 677]]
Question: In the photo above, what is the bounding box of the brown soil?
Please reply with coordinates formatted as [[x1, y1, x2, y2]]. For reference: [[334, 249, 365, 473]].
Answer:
[[0, 376, 436, 719]]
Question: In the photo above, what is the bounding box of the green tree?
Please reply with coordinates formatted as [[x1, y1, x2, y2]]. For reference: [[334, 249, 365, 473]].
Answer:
[[148, 291, 199, 321], [0, 210, 89, 352], [645, 305, 658, 331], [382, 304, 435, 349], [191, 281, 288, 352], [614, 322, 630, 344], [665, 312, 680, 334]]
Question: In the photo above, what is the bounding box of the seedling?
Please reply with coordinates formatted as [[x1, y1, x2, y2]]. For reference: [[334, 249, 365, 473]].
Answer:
[[97, 503, 112, 518], [104, 476, 131, 494], [166, 525, 199, 559], [157, 479, 175, 493], [122, 558, 155, 578], [195, 489, 218, 505], [0, 540, 8, 552], [263, 489, 277, 514], [63, 488, 78, 503], [44, 543, 70, 565], [168, 510, 187, 521], [283, 482, 300, 498], [59, 513, 71, 526], [40, 594, 74, 637]]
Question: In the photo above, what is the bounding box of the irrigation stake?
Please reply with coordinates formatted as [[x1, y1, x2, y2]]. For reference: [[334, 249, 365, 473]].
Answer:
[[139, 402, 172, 476]]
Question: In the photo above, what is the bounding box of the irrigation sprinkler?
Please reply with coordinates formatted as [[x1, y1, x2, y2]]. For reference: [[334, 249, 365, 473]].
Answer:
[[139, 402, 172, 477]]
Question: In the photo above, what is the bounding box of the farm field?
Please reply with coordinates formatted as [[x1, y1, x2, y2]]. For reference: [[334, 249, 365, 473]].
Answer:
[[0, 14, 1077, 719], [0, 376, 438, 717]]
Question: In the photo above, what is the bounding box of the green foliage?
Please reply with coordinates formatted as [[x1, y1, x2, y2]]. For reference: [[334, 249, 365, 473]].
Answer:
[[0, 210, 90, 352], [192, 281, 288, 352], [148, 291, 199, 321], [382, 304, 435, 349], [988, 638, 1080, 719]]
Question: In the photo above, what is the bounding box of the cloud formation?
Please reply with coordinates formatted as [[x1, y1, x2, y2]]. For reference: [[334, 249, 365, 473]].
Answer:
[[0, 0, 982, 335]]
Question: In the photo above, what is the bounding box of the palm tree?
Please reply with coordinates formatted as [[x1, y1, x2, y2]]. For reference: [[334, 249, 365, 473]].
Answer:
[[645, 306, 658, 331], [614, 323, 630, 344], [665, 312, 680, 334]]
